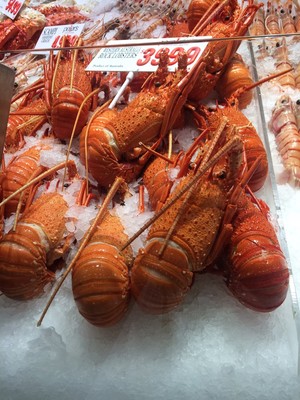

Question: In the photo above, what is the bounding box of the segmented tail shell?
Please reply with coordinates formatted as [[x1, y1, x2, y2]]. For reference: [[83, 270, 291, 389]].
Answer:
[[52, 87, 91, 139], [216, 53, 254, 110], [225, 192, 289, 312], [200, 106, 269, 192], [72, 213, 132, 326], [131, 240, 193, 314], [5, 98, 47, 151], [1, 147, 42, 217], [0, 192, 68, 300]]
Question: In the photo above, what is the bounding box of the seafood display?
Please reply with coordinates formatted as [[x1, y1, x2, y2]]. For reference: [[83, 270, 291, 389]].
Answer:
[[0, 0, 298, 333], [1, 2, 300, 400]]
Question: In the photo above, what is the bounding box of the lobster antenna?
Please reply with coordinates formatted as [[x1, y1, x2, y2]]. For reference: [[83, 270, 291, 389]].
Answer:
[[0, 160, 76, 209], [168, 130, 173, 159], [121, 133, 242, 251], [191, 0, 230, 36], [10, 78, 44, 105], [70, 37, 83, 92], [37, 176, 124, 327], [12, 166, 45, 230], [139, 142, 174, 163], [158, 117, 230, 257], [231, 66, 294, 99], [61, 87, 100, 189], [51, 36, 66, 96]]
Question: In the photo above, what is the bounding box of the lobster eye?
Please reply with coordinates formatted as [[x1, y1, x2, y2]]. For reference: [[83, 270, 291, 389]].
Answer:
[[154, 81, 161, 87], [217, 170, 227, 179]]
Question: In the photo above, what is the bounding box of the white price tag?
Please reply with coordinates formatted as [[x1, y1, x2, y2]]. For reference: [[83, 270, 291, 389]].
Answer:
[[34, 23, 85, 54], [86, 37, 211, 73], [0, 0, 25, 20]]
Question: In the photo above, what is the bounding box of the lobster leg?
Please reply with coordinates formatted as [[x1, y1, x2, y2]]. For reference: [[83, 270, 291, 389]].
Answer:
[[203, 155, 262, 267]]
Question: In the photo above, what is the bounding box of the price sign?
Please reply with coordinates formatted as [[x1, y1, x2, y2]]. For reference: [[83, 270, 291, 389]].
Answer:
[[86, 37, 211, 73], [0, 0, 25, 19], [34, 23, 85, 54]]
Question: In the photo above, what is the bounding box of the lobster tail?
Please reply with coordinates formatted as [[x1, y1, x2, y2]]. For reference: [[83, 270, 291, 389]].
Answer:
[[224, 193, 289, 312], [79, 109, 122, 189], [227, 243, 289, 312], [72, 212, 132, 326], [72, 242, 130, 327], [2, 147, 42, 217], [131, 240, 194, 314], [0, 192, 68, 300], [0, 223, 53, 300], [237, 125, 268, 192], [52, 87, 91, 139]]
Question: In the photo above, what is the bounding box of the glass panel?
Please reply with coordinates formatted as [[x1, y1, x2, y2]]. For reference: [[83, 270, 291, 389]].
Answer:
[[1, 1, 300, 398]]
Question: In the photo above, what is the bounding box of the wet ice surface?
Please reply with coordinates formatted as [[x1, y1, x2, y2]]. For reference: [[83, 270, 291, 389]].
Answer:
[[1, 1, 300, 399], [1, 273, 299, 400]]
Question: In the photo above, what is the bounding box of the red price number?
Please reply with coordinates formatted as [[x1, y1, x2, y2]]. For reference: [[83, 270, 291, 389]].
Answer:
[[5, 0, 22, 16], [51, 34, 79, 49], [137, 46, 201, 68]]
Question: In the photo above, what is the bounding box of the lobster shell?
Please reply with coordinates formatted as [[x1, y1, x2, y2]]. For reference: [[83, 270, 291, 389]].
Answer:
[[0, 192, 68, 300], [223, 192, 289, 312], [187, 1, 260, 102], [216, 53, 254, 110], [132, 133, 245, 314], [196, 104, 269, 192], [1, 147, 44, 217], [5, 97, 47, 151], [72, 212, 133, 327], [46, 45, 93, 140]]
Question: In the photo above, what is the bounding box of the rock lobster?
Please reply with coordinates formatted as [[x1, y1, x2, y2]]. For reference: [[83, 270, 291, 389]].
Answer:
[[79, 48, 202, 189], [221, 190, 289, 312], [130, 118, 249, 314]]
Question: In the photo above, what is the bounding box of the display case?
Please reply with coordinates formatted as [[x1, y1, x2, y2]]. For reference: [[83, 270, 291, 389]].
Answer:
[[1, 1, 300, 399]]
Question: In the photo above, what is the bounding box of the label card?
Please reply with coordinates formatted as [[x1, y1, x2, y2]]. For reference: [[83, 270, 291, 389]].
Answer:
[[86, 37, 211, 72], [34, 23, 85, 54], [0, 0, 25, 20]]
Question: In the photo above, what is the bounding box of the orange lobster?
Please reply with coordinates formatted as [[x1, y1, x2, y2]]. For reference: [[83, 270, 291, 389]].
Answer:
[[0, 8, 46, 51], [193, 102, 268, 192], [0, 146, 46, 217], [0, 159, 78, 300], [186, 0, 262, 101], [44, 37, 101, 140], [215, 53, 255, 110], [0, 192, 69, 300], [130, 118, 249, 314], [187, 0, 233, 32], [72, 210, 133, 327], [33, 4, 89, 26], [79, 49, 203, 189], [221, 190, 289, 312], [5, 96, 47, 152]]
